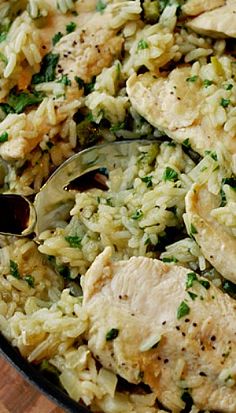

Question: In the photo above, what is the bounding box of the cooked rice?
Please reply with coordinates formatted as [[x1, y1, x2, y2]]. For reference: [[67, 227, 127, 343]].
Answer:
[[0, 1, 235, 412]]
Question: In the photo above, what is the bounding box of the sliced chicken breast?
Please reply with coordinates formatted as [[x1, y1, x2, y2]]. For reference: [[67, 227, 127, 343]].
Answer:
[[187, 0, 236, 38], [182, 0, 225, 17], [185, 183, 236, 283], [83, 247, 236, 413], [127, 70, 236, 171]]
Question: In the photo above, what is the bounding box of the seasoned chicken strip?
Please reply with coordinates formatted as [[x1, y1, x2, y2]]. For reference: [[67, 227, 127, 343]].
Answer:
[[182, 0, 225, 16], [185, 183, 236, 283], [83, 247, 236, 413], [54, 26, 123, 84], [127, 69, 236, 171], [187, 0, 236, 38]]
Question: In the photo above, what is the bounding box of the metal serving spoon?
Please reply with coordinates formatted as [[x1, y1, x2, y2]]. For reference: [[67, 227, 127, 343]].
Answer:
[[0, 140, 155, 237]]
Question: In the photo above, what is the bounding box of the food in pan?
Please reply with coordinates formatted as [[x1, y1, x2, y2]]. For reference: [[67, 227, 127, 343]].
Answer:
[[0, 1, 236, 412]]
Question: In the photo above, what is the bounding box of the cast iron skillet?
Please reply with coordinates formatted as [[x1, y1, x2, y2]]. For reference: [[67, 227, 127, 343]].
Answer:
[[0, 333, 90, 412]]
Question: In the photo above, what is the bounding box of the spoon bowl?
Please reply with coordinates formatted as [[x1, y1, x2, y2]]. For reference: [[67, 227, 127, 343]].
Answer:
[[0, 140, 156, 237]]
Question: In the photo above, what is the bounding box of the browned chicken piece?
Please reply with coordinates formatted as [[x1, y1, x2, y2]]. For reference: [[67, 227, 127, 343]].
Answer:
[[185, 183, 236, 283], [187, 0, 236, 38], [127, 69, 236, 171], [83, 247, 236, 413], [182, 0, 225, 16]]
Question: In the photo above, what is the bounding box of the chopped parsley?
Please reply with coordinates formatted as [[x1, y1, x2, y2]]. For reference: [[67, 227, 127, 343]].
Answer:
[[162, 167, 178, 182], [0, 131, 8, 142], [110, 122, 125, 132], [9, 260, 20, 279], [199, 279, 210, 290], [186, 272, 198, 289], [131, 209, 143, 220], [0, 52, 7, 65], [7, 89, 44, 114], [57, 264, 71, 279], [203, 79, 213, 88], [106, 328, 119, 341], [220, 98, 230, 108], [52, 32, 63, 46], [57, 74, 71, 86], [84, 77, 96, 95], [162, 256, 178, 263], [186, 75, 198, 82], [177, 301, 190, 319], [137, 39, 149, 50], [224, 83, 233, 91], [187, 291, 198, 301], [65, 236, 83, 248], [74, 76, 85, 89], [190, 223, 198, 236], [141, 175, 153, 188], [66, 21, 76, 34], [0, 32, 7, 43], [205, 150, 217, 161], [32, 53, 59, 84], [24, 275, 35, 288], [0, 103, 14, 115], [96, 0, 107, 13], [182, 138, 191, 149]]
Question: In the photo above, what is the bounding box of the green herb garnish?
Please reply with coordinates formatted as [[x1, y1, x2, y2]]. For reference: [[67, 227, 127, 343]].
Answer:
[[131, 209, 143, 220], [24, 275, 35, 288], [9, 260, 20, 279], [0, 52, 7, 65], [52, 32, 63, 46], [162, 167, 178, 182], [220, 98, 230, 108], [177, 301, 190, 319], [224, 83, 233, 90], [203, 79, 213, 88], [186, 272, 198, 289], [66, 21, 76, 34], [110, 122, 125, 132], [204, 150, 217, 161], [190, 223, 198, 236], [65, 236, 82, 248], [57, 74, 71, 86], [162, 256, 178, 263], [187, 291, 198, 301], [32, 53, 59, 84], [106, 328, 119, 341], [186, 75, 198, 82], [199, 279, 210, 290], [7, 89, 44, 114], [141, 175, 153, 188], [137, 39, 148, 50], [0, 131, 8, 142], [0, 32, 7, 43], [74, 76, 85, 89], [96, 0, 107, 13], [182, 138, 191, 149]]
